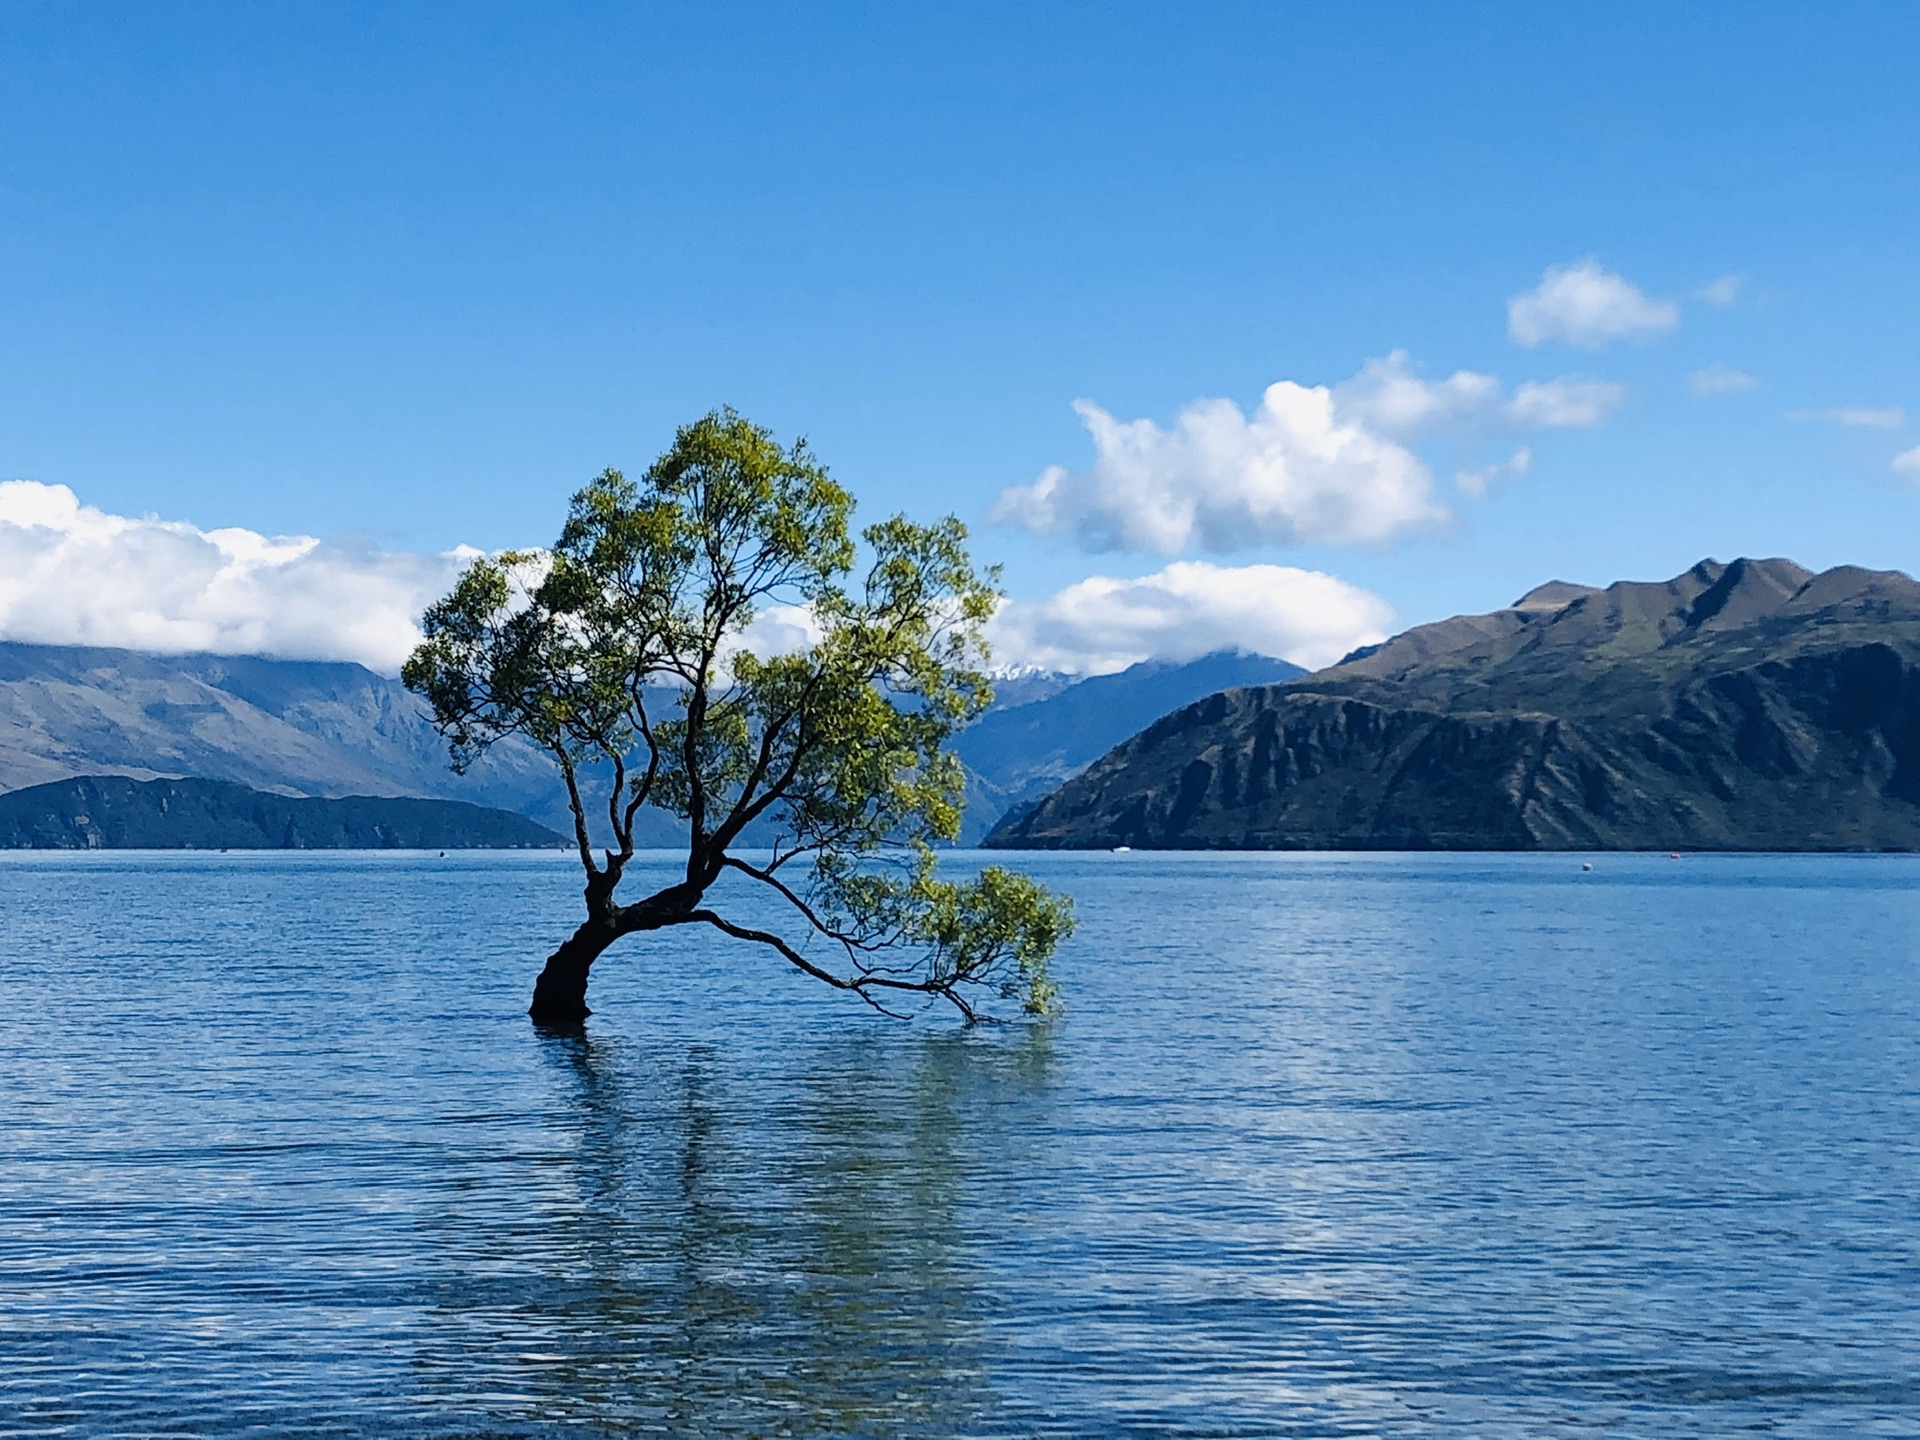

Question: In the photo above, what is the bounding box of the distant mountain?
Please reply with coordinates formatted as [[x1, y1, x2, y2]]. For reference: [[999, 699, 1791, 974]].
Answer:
[[0, 640, 1304, 847], [978, 667, 1078, 710], [0, 639, 577, 811], [988, 559, 1920, 851], [950, 650, 1305, 842], [0, 775, 565, 849]]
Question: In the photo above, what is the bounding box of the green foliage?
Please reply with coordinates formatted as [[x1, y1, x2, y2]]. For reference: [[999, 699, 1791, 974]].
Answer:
[[815, 845, 1073, 1016], [404, 408, 1073, 1020]]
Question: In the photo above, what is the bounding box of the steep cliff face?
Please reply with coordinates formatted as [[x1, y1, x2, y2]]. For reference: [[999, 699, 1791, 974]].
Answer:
[[987, 560, 1920, 851]]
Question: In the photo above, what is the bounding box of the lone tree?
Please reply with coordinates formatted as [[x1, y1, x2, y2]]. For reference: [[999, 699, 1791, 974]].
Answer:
[[404, 410, 1073, 1025]]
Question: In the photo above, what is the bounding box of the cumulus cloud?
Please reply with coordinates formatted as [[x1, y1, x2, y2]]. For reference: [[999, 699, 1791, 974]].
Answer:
[[1788, 406, 1905, 429], [0, 481, 472, 673], [1505, 378, 1627, 428], [1456, 447, 1533, 499], [994, 350, 1643, 556], [1894, 446, 1920, 484], [1330, 350, 1500, 439], [1690, 364, 1761, 396], [1698, 275, 1744, 307], [987, 561, 1393, 676], [990, 384, 1447, 555], [1508, 260, 1679, 349]]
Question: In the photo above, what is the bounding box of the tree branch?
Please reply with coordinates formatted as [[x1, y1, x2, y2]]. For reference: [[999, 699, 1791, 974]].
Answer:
[[719, 853, 903, 963], [618, 702, 663, 858], [685, 908, 987, 1022], [684, 909, 919, 1018], [554, 750, 599, 877]]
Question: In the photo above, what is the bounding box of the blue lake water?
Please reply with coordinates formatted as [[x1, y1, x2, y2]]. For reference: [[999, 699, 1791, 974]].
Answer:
[[1, 850, 1917, 1437]]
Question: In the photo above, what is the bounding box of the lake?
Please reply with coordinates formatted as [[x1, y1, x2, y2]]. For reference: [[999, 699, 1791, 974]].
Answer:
[[2, 850, 1917, 1437]]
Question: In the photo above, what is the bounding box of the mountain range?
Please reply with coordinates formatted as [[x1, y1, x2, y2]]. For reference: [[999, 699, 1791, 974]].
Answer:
[[19, 558, 1919, 854], [0, 640, 579, 824], [988, 558, 1920, 851], [0, 640, 1297, 845]]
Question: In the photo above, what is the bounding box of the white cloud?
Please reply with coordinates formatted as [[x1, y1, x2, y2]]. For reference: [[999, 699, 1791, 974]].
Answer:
[[1330, 350, 1500, 439], [987, 561, 1393, 676], [1456, 447, 1533, 498], [1690, 364, 1760, 396], [994, 350, 1642, 556], [1505, 378, 1627, 428], [0, 481, 471, 673], [1788, 406, 1906, 429], [1698, 275, 1744, 307], [991, 384, 1447, 555], [1894, 446, 1920, 484], [0, 482, 1392, 685], [1508, 260, 1679, 349], [1337, 351, 1630, 434], [729, 602, 824, 660]]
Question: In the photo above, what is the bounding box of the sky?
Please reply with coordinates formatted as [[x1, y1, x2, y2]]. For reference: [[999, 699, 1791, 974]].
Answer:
[[3, 2, 1919, 674]]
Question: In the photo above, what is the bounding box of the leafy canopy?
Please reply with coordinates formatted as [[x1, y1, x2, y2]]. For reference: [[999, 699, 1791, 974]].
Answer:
[[404, 410, 1072, 1019]]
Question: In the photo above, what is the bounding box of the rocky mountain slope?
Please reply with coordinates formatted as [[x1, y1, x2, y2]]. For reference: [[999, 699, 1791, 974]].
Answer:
[[0, 775, 565, 849], [0, 641, 571, 816], [987, 559, 1920, 851], [950, 650, 1303, 841]]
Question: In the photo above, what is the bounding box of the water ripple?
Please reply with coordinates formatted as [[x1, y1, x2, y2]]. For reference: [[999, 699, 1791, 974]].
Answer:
[[1, 850, 1917, 1436]]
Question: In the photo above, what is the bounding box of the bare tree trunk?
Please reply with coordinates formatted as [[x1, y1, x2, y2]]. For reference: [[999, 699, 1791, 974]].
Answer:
[[528, 919, 620, 1026]]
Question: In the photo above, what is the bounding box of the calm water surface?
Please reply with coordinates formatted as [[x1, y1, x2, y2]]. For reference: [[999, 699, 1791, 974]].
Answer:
[[1, 851, 1917, 1437]]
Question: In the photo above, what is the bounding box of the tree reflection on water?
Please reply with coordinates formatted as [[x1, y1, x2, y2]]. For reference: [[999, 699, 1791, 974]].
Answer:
[[414, 1025, 1057, 1436]]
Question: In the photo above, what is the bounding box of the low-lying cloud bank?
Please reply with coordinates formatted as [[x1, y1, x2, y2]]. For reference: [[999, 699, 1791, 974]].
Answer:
[[0, 481, 473, 673], [988, 562, 1392, 676], [0, 481, 1392, 679]]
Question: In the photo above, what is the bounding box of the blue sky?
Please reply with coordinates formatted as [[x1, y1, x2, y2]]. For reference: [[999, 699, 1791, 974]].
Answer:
[[3, 2, 1918, 671]]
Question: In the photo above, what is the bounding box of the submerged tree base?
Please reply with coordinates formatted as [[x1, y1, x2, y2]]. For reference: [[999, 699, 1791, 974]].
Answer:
[[527, 927, 611, 1026], [528, 990, 591, 1027]]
